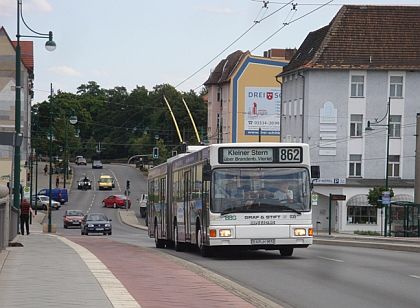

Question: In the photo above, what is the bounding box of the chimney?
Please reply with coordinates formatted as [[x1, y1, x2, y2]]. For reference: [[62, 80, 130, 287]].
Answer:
[[263, 48, 296, 60]]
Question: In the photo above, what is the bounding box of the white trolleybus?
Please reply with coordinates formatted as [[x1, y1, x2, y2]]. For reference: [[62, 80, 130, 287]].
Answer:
[[147, 143, 319, 257]]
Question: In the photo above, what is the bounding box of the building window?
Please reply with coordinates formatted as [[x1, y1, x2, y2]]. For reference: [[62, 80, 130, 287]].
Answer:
[[282, 102, 287, 116], [217, 88, 221, 102], [390, 76, 403, 98], [388, 155, 400, 177], [389, 115, 401, 138], [347, 206, 377, 224], [349, 154, 362, 177], [299, 99, 303, 115], [350, 114, 363, 137], [350, 75, 364, 97]]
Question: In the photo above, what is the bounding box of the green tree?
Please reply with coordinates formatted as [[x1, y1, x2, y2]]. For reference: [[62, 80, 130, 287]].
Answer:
[[367, 187, 394, 208]]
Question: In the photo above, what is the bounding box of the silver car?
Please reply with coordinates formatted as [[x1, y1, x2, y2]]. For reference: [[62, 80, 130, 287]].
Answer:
[[31, 195, 61, 210]]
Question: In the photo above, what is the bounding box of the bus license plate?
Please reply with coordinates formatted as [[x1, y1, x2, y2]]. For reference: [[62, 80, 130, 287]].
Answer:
[[251, 239, 275, 245]]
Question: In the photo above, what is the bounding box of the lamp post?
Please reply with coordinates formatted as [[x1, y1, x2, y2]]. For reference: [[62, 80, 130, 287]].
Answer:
[[48, 83, 53, 233], [13, 0, 56, 219], [366, 97, 391, 237], [63, 115, 78, 188]]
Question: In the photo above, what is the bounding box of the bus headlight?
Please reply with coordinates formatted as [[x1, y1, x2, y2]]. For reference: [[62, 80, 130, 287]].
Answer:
[[294, 228, 306, 236], [219, 229, 232, 237]]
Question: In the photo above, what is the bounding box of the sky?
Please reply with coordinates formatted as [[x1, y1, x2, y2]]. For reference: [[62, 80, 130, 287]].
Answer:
[[1, 0, 419, 104]]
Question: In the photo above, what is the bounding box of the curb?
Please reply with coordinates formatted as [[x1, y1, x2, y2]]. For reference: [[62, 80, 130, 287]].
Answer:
[[118, 210, 148, 231], [56, 235, 140, 308], [314, 238, 420, 253], [0, 250, 9, 271]]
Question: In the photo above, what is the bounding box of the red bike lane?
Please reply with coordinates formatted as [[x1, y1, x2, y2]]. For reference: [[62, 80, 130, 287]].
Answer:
[[68, 236, 255, 308]]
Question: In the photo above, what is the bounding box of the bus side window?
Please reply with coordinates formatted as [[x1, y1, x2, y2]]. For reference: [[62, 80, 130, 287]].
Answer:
[[203, 162, 211, 181]]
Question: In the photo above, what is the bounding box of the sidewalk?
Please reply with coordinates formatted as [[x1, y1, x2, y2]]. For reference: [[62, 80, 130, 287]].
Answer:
[[1, 215, 278, 308], [314, 231, 420, 253], [0, 219, 115, 308]]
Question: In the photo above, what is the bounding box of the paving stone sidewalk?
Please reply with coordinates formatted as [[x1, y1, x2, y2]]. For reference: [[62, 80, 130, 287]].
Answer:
[[0, 222, 113, 308]]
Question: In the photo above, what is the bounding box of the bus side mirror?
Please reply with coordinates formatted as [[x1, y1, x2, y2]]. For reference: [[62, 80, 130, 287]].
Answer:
[[203, 163, 211, 181], [311, 165, 320, 179]]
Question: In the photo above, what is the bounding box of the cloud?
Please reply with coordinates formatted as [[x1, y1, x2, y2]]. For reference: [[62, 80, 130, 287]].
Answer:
[[49, 65, 82, 77], [197, 6, 234, 15], [0, 0, 52, 16], [0, 0, 15, 16], [25, 0, 53, 13]]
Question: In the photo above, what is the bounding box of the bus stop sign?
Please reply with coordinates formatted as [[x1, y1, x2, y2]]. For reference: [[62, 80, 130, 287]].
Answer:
[[382, 191, 391, 205]]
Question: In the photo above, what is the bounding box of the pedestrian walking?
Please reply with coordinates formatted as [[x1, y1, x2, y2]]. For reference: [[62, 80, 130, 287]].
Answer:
[[56, 175, 60, 188], [44, 164, 48, 175], [20, 199, 33, 235]]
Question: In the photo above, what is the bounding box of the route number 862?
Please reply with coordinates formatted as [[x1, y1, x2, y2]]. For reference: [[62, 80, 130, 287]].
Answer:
[[279, 148, 302, 162]]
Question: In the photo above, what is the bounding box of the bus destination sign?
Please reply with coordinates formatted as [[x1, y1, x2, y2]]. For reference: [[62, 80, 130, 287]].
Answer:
[[221, 148, 274, 163], [219, 146, 303, 164]]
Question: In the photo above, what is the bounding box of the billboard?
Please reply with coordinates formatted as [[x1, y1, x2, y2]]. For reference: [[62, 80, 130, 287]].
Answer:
[[244, 87, 281, 136]]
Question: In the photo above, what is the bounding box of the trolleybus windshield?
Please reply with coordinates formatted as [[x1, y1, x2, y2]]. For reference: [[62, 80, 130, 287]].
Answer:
[[212, 168, 310, 214]]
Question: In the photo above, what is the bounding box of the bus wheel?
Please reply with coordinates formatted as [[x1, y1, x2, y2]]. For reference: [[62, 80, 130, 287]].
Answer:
[[197, 229, 212, 257], [279, 247, 294, 257], [154, 224, 165, 248], [174, 225, 185, 252]]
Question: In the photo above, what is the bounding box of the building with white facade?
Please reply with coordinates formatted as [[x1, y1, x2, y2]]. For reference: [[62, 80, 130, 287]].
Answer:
[[278, 5, 420, 234], [0, 27, 33, 188]]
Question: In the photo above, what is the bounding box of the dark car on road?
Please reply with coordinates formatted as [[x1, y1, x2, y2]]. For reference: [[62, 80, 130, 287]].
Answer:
[[102, 194, 131, 209], [81, 213, 112, 235], [77, 177, 92, 190], [63, 210, 84, 228]]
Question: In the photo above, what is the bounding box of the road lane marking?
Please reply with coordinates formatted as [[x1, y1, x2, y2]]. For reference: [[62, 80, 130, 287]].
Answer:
[[57, 236, 141, 308], [318, 256, 344, 263], [109, 169, 121, 192], [409, 275, 420, 279]]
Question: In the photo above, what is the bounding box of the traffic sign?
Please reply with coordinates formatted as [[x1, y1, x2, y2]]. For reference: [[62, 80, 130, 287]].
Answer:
[[382, 191, 391, 205], [331, 194, 346, 201], [311, 193, 318, 205]]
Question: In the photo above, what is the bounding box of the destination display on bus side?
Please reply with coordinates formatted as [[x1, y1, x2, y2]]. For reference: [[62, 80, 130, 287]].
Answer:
[[219, 147, 302, 163]]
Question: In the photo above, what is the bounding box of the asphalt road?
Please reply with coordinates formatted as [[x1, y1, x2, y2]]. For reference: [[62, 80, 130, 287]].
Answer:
[[49, 164, 420, 308], [50, 163, 151, 246]]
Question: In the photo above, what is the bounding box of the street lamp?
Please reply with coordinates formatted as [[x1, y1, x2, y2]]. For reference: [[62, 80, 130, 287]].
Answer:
[[63, 115, 78, 188], [13, 0, 56, 220], [366, 97, 391, 236]]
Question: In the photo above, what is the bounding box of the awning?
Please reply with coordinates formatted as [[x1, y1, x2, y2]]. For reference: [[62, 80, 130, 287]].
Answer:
[[346, 194, 370, 206]]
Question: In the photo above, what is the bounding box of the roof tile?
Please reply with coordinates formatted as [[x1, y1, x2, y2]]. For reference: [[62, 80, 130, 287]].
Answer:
[[283, 5, 420, 74]]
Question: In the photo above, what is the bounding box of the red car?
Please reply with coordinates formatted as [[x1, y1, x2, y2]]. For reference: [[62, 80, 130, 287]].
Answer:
[[63, 210, 84, 228], [102, 195, 131, 209]]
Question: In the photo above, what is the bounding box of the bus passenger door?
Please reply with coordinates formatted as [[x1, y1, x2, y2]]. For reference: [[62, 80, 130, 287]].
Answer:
[[184, 170, 191, 241], [160, 177, 167, 238]]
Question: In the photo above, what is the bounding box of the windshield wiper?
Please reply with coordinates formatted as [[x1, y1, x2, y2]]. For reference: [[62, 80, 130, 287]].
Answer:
[[221, 206, 261, 215], [278, 205, 302, 215]]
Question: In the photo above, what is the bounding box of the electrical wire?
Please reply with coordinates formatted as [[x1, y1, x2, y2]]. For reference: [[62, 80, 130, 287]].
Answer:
[[252, 0, 334, 52], [175, 1, 294, 89]]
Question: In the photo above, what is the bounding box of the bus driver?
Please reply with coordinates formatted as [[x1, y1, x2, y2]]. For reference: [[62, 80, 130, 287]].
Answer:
[[274, 182, 293, 202]]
